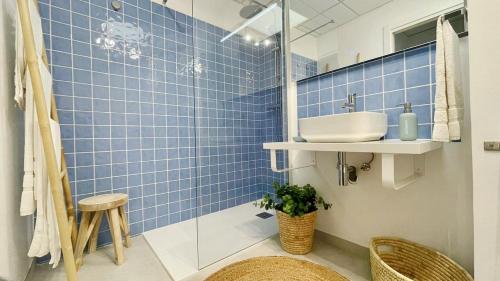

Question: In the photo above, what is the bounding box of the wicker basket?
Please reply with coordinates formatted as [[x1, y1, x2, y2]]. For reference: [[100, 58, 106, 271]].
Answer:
[[370, 237, 473, 281], [276, 210, 317, 255]]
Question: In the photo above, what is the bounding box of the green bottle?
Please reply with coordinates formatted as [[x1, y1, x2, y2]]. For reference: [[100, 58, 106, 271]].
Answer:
[[399, 102, 417, 141]]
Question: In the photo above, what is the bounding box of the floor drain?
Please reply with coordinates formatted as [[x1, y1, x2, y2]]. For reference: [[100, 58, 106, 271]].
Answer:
[[256, 212, 274, 219]]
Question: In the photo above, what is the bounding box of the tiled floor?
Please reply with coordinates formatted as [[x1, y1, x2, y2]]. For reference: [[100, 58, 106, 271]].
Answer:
[[185, 235, 371, 281], [26, 234, 371, 281], [25, 236, 172, 281]]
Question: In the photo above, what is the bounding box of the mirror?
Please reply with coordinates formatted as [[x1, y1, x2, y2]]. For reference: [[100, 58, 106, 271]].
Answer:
[[289, 0, 467, 81]]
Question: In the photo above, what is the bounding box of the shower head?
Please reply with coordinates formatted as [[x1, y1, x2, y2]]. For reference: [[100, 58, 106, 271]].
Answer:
[[239, 3, 263, 19], [111, 0, 121, 11], [162, 0, 168, 5]]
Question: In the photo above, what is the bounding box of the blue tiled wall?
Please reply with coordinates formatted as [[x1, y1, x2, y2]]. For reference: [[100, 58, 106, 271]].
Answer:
[[39, 0, 285, 248], [297, 43, 436, 139]]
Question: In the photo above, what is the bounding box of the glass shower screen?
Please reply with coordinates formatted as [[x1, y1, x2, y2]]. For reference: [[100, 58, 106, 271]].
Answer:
[[192, 0, 287, 268]]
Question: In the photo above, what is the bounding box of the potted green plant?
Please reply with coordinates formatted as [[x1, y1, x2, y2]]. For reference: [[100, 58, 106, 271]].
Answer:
[[256, 182, 332, 254]]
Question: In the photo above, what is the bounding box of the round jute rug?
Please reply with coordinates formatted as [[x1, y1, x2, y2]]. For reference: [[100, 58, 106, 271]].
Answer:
[[205, 256, 349, 281]]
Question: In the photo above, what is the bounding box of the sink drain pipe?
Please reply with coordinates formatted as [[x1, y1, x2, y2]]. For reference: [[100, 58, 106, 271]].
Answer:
[[337, 152, 358, 186], [337, 152, 349, 186]]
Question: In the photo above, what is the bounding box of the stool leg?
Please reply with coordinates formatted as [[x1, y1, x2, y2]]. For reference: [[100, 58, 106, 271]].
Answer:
[[74, 211, 91, 270], [87, 211, 103, 253], [118, 206, 132, 248], [108, 208, 125, 265]]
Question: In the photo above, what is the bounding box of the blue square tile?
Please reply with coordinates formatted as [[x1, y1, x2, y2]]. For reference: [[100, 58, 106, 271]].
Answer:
[[52, 0, 70, 9], [383, 53, 404, 74], [73, 69, 93, 85], [364, 59, 382, 79], [407, 85, 431, 105], [307, 91, 319, 105], [95, 152, 111, 165], [406, 67, 430, 88], [76, 153, 94, 167], [319, 88, 332, 103], [74, 55, 91, 70], [52, 22, 71, 37], [319, 102, 333, 115], [52, 6, 71, 24], [365, 77, 382, 95], [75, 111, 93, 125], [319, 73, 332, 89], [73, 0, 90, 15], [307, 104, 319, 117], [418, 124, 432, 139], [332, 69, 347, 86], [90, 4, 107, 20], [297, 94, 308, 107], [384, 72, 404, 91], [348, 65, 363, 82], [385, 108, 402, 126], [76, 166, 94, 181], [53, 66, 73, 81], [55, 95, 73, 110], [52, 37, 72, 53], [348, 81, 364, 96], [414, 105, 431, 124], [94, 139, 110, 152], [405, 45, 430, 69], [384, 90, 404, 108], [365, 94, 383, 111], [75, 125, 94, 138], [73, 41, 91, 57], [333, 85, 347, 100], [306, 78, 319, 92], [386, 126, 399, 139]]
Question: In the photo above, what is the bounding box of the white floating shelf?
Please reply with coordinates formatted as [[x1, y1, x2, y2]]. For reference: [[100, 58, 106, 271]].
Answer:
[[263, 139, 442, 190], [263, 139, 442, 154]]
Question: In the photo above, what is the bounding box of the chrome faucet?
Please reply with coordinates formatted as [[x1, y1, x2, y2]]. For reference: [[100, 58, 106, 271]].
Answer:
[[342, 93, 357, 112]]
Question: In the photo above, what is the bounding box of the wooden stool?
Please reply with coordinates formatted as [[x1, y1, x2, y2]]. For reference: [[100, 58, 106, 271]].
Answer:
[[74, 193, 131, 270]]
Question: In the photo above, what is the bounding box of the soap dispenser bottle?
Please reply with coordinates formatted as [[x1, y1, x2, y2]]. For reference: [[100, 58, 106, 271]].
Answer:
[[399, 102, 417, 141]]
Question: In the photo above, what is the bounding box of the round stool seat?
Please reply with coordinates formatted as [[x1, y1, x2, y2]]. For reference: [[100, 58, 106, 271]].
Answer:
[[78, 193, 128, 212]]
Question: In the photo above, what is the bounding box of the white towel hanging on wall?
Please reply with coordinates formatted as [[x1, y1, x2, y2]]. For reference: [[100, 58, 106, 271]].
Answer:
[[432, 16, 464, 142]]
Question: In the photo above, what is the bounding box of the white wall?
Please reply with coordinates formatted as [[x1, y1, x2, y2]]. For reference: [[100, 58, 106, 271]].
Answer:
[[289, 38, 474, 273], [289, 29, 318, 61], [468, 0, 500, 279], [316, 0, 463, 69], [0, 1, 32, 280]]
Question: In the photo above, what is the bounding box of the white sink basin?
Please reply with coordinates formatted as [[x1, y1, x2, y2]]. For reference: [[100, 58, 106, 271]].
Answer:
[[299, 112, 388, 142]]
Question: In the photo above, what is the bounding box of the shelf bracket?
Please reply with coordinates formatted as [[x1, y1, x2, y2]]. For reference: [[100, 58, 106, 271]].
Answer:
[[381, 153, 425, 190], [270, 149, 316, 173]]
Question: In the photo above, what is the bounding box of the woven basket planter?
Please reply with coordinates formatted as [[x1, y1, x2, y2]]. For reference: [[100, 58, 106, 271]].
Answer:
[[370, 237, 473, 281], [276, 210, 317, 255]]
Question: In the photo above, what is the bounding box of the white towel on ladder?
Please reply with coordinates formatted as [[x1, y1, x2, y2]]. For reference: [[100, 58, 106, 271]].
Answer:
[[25, 63, 63, 268], [432, 16, 464, 142], [16, 0, 63, 268]]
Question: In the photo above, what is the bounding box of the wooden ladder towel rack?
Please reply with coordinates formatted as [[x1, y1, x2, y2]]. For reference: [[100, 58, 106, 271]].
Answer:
[[17, 0, 78, 280]]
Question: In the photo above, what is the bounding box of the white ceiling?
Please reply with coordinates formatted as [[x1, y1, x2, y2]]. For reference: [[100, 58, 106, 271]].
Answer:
[[158, 0, 393, 41], [292, 0, 393, 37]]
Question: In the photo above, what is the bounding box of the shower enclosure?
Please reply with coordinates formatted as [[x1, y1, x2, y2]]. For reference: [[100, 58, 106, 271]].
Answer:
[[143, 0, 288, 278]]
